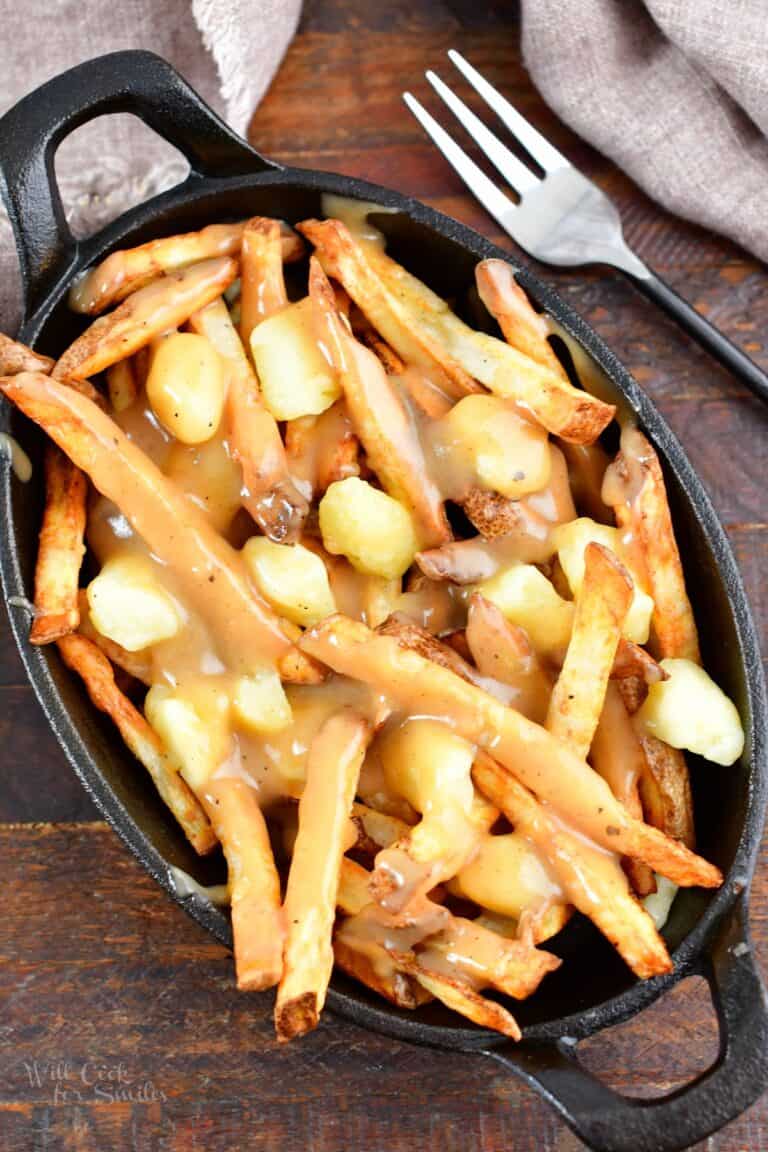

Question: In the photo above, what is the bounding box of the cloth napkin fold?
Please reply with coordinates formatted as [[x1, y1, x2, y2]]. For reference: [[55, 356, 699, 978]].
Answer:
[[0, 0, 301, 332], [522, 0, 768, 263]]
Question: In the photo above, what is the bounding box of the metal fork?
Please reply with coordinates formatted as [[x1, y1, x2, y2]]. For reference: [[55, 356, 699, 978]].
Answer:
[[404, 50, 768, 407]]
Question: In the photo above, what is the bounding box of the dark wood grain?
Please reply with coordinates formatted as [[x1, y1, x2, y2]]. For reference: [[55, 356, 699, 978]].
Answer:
[[0, 1, 766, 1148]]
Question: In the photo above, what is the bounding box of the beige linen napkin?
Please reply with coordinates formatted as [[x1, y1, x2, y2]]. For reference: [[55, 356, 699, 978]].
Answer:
[[522, 0, 768, 262], [0, 0, 301, 331]]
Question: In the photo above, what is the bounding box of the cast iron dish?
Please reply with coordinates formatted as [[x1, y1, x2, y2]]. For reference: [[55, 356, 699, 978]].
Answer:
[[0, 51, 766, 1152]]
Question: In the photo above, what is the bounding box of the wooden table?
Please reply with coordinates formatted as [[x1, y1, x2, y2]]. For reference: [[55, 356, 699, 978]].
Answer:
[[1, 2, 766, 1148]]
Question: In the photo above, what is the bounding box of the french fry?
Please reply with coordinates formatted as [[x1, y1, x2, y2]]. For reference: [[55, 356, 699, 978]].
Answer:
[[333, 934, 420, 1009], [350, 802, 411, 856], [239, 217, 288, 346], [377, 613, 481, 685], [591, 683, 656, 897], [475, 260, 567, 379], [419, 916, 560, 1000], [603, 424, 700, 662], [57, 634, 215, 855], [300, 615, 722, 888], [298, 218, 480, 398], [459, 487, 539, 541], [637, 734, 695, 849], [0, 373, 317, 683], [106, 358, 139, 413], [76, 590, 152, 683], [276, 713, 370, 1040], [54, 258, 238, 381], [363, 240, 615, 443], [350, 307, 407, 375], [203, 775, 284, 990], [465, 594, 551, 724], [362, 576, 401, 629], [389, 951, 522, 1040], [188, 297, 309, 543], [559, 441, 613, 524], [29, 444, 87, 644], [546, 543, 633, 760], [308, 257, 451, 548], [472, 754, 672, 979], [612, 639, 667, 686], [0, 333, 54, 376], [285, 401, 360, 500], [416, 535, 508, 584], [68, 220, 303, 315]]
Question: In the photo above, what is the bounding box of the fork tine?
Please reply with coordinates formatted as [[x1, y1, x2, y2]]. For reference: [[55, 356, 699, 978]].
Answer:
[[403, 92, 517, 232], [425, 71, 539, 196], [448, 49, 568, 174]]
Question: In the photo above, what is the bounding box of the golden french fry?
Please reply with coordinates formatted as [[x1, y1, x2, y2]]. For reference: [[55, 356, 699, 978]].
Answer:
[[363, 239, 614, 443], [300, 615, 721, 888], [298, 218, 480, 398], [475, 260, 567, 379], [473, 754, 672, 979], [68, 220, 303, 315], [203, 775, 284, 989], [603, 425, 700, 662], [54, 258, 238, 381], [106, 358, 139, 413], [389, 950, 522, 1040], [350, 307, 407, 375], [559, 440, 613, 524], [309, 257, 451, 548], [76, 590, 152, 683], [350, 802, 411, 856], [362, 575, 400, 629], [239, 217, 288, 346], [590, 682, 656, 897], [188, 297, 309, 544], [29, 444, 87, 644], [0, 373, 316, 683], [377, 613, 481, 685], [547, 542, 633, 760], [637, 734, 695, 849], [0, 333, 54, 376], [275, 713, 370, 1041], [333, 935, 420, 1009], [420, 916, 561, 1001], [466, 593, 551, 723], [57, 634, 215, 855], [285, 402, 360, 500], [612, 639, 667, 686]]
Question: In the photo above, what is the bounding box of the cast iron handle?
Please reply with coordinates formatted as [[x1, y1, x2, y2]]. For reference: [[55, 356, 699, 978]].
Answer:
[[627, 266, 768, 408], [486, 893, 768, 1152], [0, 49, 275, 318]]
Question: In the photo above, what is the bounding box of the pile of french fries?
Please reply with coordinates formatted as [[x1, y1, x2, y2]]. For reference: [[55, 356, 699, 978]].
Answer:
[[0, 208, 745, 1043]]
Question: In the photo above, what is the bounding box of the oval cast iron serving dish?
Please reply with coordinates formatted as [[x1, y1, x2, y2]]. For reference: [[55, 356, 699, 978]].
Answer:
[[0, 51, 766, 1152]]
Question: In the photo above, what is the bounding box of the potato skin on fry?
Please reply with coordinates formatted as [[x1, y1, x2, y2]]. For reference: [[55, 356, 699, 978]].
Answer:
[[30, 444, 87, 645], [0, 333, 55, 376]]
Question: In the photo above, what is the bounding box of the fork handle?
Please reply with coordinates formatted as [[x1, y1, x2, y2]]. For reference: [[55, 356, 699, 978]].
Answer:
[[626, 264, 768, 407]]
